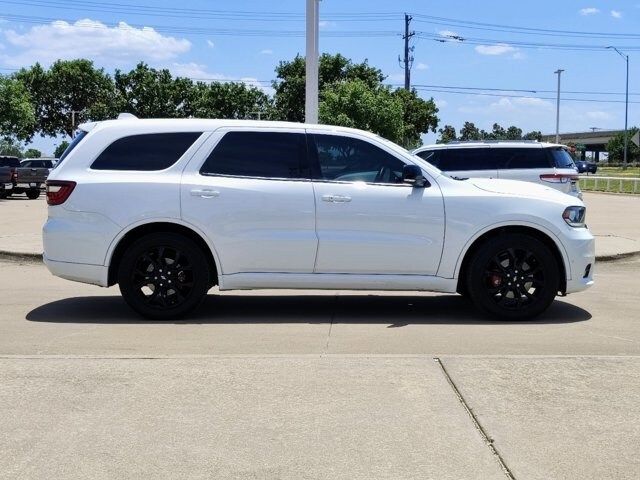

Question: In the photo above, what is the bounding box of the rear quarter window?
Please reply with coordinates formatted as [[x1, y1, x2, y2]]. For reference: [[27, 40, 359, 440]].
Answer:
[[415, 150, 442, 169], [91, 132, 202, 171]]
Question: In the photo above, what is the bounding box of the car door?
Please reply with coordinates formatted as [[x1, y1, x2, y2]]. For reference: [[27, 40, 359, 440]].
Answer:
[[308, 131, 445, 276], [181, 128, 317, 275], [440, 147, 498, 179]]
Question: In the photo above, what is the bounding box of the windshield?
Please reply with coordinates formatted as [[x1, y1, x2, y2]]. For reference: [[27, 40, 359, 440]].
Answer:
[[53, 130, 88, 170], [547, 147, 576, 169]]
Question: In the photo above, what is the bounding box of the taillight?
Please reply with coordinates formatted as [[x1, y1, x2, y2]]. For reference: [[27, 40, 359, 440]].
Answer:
[[11, 170, 17, 182], [540, 173, 579, 184], [46, 180, 76, 206]]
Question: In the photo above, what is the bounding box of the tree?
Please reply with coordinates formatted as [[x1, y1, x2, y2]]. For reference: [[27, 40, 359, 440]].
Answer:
[[23, 148, 42, 158], [0, 76, 36, 141], [54, 140, 70, 158], [392, 88, 439, 148], [16, 60, 113, 137], [459, 122, 482, 141], [0, 137, 23, 157], [505, 126, 523, 140], [607, 127, 640, 163], [437, 125, 457, 143], [273, 53, 385, 122], [319, 80, 404, 143], [185, 81, 273, 120], [523, 131, 543, 141]]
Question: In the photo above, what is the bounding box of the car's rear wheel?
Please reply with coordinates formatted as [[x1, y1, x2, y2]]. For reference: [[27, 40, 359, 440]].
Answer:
[[466, 233, 559, 320], [26, 189, 40, 199], [117, 233, 210, 320]]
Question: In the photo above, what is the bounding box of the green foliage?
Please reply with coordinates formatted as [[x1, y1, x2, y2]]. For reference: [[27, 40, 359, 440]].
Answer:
[[272, 53, 385, 122], [0, 137, 24, 157], [392, 88, 439, 148], [606, 127, 640, 163], [0, 75, 36, 141], [438, 122, 544, 143], [185, 81, 273, 120], [23, 148, 42, 158], [54, 140, 70, 158], [437, 125, 457, 144], [16, 59, 113, 137], [319, 80, 404, 143]]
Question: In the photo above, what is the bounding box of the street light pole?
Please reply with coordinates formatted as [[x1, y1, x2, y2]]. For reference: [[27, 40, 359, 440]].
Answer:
[[554, 69, 564, 144], [608, 46, 630, 168], [305, 0, 319, 124]]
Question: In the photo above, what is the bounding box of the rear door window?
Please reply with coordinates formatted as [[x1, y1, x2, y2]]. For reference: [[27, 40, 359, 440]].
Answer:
[[200, 131, 308, 179], [492, 148, 551, 169], [440, 148, 494, 171], [92, 132, 202, 171]]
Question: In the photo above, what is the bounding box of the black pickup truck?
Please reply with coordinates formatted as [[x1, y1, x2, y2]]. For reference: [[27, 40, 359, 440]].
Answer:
[[0, 156, 49, 199], [0, 165, 13, 198], [0, 156, 19, 199]]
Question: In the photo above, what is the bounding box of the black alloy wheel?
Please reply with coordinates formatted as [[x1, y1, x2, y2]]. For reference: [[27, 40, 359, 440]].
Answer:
[[118, 233, 210, 319], [467, 233, 559, 320]]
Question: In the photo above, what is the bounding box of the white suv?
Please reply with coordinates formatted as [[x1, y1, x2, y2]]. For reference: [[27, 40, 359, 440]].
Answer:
[[44, 117, 594, 320], [413, 141, 581, 198]]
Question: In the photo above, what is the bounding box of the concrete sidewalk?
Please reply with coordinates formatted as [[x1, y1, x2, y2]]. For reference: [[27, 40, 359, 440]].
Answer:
[[1, 192, 639, 260]]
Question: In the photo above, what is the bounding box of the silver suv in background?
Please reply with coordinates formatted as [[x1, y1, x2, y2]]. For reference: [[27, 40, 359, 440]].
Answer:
[[413, 141, 581, 198]]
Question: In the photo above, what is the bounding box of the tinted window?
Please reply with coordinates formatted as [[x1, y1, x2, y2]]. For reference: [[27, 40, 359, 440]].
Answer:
[[440, 148, 495, 171], [200, 131, 307, 179], [0, 157, 20, 168], [492, 148, 551, 169], [312, 134, 406, 184], [91, 132, 201, 171], [547, 148, 576, 168], [415, 150, 442, 168]]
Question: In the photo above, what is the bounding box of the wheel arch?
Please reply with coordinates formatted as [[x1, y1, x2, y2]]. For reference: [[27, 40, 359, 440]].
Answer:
[[106, 220, 221, 287], [455, 224, 569, 295]]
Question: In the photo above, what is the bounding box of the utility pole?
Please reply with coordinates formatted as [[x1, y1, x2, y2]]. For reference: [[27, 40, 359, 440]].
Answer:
[[554, 69, 564, 144], [70, 110, 81, 138], [399, 13, 415, 91], [305, 0, 320, 124], [608, 47, 630, 169]]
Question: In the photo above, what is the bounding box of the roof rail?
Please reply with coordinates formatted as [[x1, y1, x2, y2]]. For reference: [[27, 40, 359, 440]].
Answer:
[[117, 113, 138, 120]]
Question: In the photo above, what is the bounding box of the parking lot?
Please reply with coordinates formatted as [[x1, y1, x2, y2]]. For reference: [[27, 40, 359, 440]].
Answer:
[[1, 192, 640, 479]]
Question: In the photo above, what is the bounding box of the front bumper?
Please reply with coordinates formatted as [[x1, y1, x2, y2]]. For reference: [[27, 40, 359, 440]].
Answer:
[[562, 227, 595, 294]]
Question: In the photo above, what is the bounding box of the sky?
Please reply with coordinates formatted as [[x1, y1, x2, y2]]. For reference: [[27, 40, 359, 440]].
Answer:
[[0, 0, 638, 154]]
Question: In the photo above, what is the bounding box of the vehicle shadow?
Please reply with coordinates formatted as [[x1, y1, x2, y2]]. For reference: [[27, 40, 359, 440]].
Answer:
[[26, 293, 592, 326]]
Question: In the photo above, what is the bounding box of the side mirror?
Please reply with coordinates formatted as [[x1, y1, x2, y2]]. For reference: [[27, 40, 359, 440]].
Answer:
[[402, 164, 428, 187]]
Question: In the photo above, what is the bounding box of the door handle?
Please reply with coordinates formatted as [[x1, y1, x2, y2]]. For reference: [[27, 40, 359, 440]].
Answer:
[[321, 194, 351, 203], [190, 189, 220, 198]]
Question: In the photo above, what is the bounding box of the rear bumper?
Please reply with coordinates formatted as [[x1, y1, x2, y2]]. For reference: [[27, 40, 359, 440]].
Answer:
[[43, 256, 109, 287]]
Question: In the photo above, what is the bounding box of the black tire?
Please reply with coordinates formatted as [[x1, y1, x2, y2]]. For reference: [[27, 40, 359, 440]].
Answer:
[[466, 233, 560, 320], [0, 191, 7, 199], [117, 233, 210, 320], [26, 189, 40, 200]]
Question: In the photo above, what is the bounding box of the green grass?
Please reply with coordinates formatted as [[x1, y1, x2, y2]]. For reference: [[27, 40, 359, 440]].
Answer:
[[580, 176, 640, 194], [594, 167, 640, 178]]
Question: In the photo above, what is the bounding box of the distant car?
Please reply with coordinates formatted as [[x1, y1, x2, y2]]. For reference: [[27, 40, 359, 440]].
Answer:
[[0, 156, 20, 197], [413, 141, 582, 199], [574, 160, 598, 174], [0, 166, 13, 198]]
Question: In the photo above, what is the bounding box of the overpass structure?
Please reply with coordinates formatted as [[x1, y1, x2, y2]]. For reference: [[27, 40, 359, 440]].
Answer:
[[541, 130, 623, 161]]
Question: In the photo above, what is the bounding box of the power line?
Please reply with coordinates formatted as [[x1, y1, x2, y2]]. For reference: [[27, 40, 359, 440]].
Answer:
[[411, 13, 640, 39]]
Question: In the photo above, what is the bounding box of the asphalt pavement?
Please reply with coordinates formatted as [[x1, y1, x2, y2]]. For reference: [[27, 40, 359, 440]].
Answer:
[[1, 191, 640, 479]]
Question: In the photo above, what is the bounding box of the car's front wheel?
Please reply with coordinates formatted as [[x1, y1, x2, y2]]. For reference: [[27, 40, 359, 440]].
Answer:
[[466, 233, 560, 320], [117, 233, 210, 320]]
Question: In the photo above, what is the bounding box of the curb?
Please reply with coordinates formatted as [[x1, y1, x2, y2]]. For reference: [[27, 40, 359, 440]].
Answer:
[[1, 249, 638, 264], [0, 250, 42, 263]]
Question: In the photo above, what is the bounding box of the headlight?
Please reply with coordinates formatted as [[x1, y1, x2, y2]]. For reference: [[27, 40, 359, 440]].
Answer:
[[563, 206, 586, 227]]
